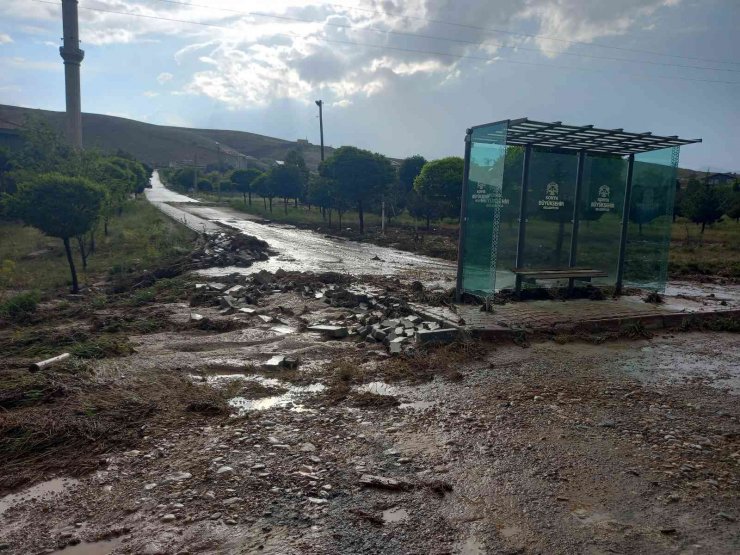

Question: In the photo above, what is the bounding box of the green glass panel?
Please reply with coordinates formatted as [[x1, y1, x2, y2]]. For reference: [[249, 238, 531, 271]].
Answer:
[[624, 147, 679, 291], [520, 148, 576, 288], [460, 121, 508, 297], [575, 154, 627, 284]]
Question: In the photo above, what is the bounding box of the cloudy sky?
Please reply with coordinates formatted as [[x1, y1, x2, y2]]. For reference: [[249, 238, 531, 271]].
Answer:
[[0, 0, 738, 171]]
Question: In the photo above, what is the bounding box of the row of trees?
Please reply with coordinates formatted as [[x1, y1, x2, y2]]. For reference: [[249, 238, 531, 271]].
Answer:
[[0, 118, 152, 292], [676, 179, 740, 232], [163, 148, 465, 234]]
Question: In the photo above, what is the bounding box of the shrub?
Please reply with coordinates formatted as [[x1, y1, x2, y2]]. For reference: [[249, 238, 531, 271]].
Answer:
[[0, 291, 39, 323]]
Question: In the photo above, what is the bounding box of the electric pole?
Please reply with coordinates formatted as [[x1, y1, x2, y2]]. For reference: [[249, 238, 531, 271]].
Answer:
[[315, 100, 324, 161], [60, 0, 84, 149]]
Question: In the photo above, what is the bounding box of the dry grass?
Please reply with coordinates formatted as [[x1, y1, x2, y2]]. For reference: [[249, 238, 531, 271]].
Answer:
[[0, 364, 233, 492]]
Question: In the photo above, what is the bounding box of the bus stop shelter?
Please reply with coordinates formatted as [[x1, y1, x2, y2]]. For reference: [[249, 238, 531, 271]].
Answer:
[[455, 118, 701, 301]]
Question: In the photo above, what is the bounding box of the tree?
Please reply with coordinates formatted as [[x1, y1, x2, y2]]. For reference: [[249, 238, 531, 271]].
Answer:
[[9, 174, 103, 293], [285, 150, 309, 188], [252, 173, 273, 211], [413, 157, 464, 229], [398, 155, 426, 194], [727, 190, 740, 222], [684, 179, 724, 233], [231, 168, 262, 205], [0, 147, 13, 196], [269, 165, 304, 214], [319, 146, 395, 234]]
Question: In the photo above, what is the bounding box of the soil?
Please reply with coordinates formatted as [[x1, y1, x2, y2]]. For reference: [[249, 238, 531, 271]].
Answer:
[[0, 276, 737, 554]]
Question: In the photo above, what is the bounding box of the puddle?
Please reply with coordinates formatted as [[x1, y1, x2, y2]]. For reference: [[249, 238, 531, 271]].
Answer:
[[230, 382, 325, 412], [0, 477, 80, 517], [382, 507, 409, 523], [399, 400, 435, 410], [356, 382, 399, 396], [49, 538, 123, 555]]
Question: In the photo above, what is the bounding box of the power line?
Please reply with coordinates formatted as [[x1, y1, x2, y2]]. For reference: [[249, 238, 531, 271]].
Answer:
[[31, 0, 740, 85], [326, 0, 740, 67], [151, 0, 740, 74]]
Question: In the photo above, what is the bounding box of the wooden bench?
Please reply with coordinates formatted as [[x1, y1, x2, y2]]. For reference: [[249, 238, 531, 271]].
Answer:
[[513, 268, 608, 293]]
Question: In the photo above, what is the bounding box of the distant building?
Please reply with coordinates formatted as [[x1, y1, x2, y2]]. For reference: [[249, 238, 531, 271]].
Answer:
[[706, 172, 737, 185], [297, 139, 311, 147]]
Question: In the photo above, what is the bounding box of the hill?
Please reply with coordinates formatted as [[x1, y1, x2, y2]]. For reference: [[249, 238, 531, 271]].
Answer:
[[0, 104, 331, 171]]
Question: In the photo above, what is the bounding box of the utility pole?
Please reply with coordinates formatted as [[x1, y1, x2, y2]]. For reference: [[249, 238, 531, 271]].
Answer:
[[193, 154, 198, 192], [60, 0, 84, 149], [315, 100, 324, 161]]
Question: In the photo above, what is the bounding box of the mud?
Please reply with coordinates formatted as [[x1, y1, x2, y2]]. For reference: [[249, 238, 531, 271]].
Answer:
[[1, 315, 737, 554]]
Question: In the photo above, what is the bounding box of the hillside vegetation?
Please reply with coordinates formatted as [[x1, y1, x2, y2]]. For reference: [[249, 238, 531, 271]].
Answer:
[[0, 104, 329, 171]]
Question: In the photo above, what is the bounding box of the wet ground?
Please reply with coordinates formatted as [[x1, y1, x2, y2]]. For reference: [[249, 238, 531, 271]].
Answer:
[[145, 173, 454, 286], [0, 285, 737, 554]]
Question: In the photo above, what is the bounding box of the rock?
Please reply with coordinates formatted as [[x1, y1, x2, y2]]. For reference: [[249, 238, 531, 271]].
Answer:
[[144, 483, 157, 490], [209, 512, 222, 520], [598, 419, 616, 428], [389, 337, 406, 354], [307, 325, 349, 339], [300, 442, 316, 452], [161, 514, 176, 523], [164, 471, 192, 483], [415, 328, 460, 344], [359, 474, 413, 491], [718, 512, 736, 522], [308, 497, 328, 504], [222, 497, 242, 506], [190, 313, 204, 322], [216, 466, 234, 475]]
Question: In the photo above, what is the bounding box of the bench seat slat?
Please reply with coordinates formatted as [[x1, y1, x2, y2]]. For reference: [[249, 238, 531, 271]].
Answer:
[[512, 268, 607, 279]]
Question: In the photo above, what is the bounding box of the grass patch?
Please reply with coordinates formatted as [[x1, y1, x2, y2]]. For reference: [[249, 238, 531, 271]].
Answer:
[[0, 291, 39, 323], [0, 198, 197, 294]]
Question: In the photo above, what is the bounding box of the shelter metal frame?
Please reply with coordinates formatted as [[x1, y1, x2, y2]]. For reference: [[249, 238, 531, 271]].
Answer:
[[455, 118, 701, 300]]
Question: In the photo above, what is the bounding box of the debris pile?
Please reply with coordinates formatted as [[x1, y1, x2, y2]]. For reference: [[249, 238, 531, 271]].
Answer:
[[191, 232, 273, 270], [190, 270, 460, 354]]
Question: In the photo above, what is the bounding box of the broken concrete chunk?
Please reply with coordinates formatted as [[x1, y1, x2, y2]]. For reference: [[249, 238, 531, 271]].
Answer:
[[263, 355, 300, 370], [389, 337, 406, 354], [307, 325, 349, 339], [257, 315, 274, 323], [219, 295, 238, 309], [416, 328, 460, 344], [225, 285, 245, 296], [405, 315, 422, 325], [190, 313, 205, 321], [238, 307, 256, 314], [208, 282, 227, 291], [380, 319, 401, 328]]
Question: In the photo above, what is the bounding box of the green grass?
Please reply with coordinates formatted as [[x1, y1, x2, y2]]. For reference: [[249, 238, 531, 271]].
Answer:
[[669, 217, 740, 278], [0, 198, 197, 295]]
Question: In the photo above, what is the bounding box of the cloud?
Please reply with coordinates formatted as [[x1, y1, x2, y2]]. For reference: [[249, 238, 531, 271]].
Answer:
[[143, 90, 160, 97], [0, 0, 683, 108], [0, 33, 12, 45]]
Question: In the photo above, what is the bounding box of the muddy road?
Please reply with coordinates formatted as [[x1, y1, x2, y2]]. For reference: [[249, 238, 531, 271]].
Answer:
[[145, 172, 455, 285], [146, 173, 455, 286]]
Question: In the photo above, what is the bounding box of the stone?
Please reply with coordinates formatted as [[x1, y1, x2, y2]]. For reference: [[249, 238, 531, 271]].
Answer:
[[238, 307, 256, 315], [209, 512, 222, 520], [300, 442, 316, 452], [307, 325, 349, 339], [190, 313, 204, 322], [358, 474, 413, 491], [718, 512, 736, 522], [164, 471, 192, 483], [216, 466, 234, 475], [222, 497, 242, 506], [415, 328, 460, 344], [263, 356, 287, 370], [389, 337, 406, 354], [225, 285, 245, 296], [161, 514, 176, 523], [308, 497, 328, 505], [258, 315, 273, 323]]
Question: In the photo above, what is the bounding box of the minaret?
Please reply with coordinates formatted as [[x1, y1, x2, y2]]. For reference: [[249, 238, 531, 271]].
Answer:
[[59, 0, 84, 149]]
